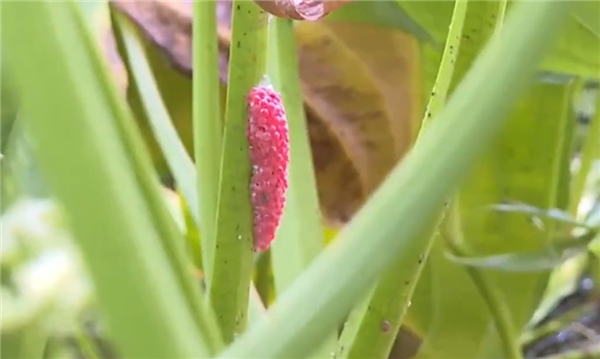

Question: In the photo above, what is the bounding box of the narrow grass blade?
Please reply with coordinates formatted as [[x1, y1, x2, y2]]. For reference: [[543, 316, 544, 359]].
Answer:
[[208, 0, 268, 343], [267, 17, 338, 358], [444, 201, 523, 359], [219, 2, 571, 358], [267, 17, 325, 297], [193, 0, 223, 281], [3, 2, 213, 357], [484, 203, 595, 230], [571, 85, 600, 215], [335, 3, 467, 358], [446, 230, 597, 272], [114, 15, 199, 224]]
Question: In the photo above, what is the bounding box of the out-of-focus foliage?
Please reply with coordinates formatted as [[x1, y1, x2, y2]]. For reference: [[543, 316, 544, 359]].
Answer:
[[1, 1, 599, 359]]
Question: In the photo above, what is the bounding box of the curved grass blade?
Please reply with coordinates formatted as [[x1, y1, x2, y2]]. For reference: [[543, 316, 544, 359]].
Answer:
[[114, 15, 200, 224], [193, 0, 223, 281], [335, 2, 468, 358], [267, 16, 337, 358], [218, 2, 572, 358], [483, 203, 595, 230], [444, 200, 523, 359], [446, 231, 596, 272]]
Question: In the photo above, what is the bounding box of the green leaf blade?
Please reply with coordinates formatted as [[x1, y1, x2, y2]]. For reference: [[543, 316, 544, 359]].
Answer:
[[208, 0, 269, 344]]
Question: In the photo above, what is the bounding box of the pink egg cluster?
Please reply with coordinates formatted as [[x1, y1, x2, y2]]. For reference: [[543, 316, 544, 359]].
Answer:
[[246, 84, 290, 252]]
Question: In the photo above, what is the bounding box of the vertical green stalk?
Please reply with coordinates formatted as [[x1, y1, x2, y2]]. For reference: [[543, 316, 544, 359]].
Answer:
[[4, 2, 211, 357], [1, 325, 47, 359], [335, 2, 468, 358], [267, 17, 338, 358], [496, 0, 508, 27], [208, 0, 268, 343], [269, 19, 324, 293], [444, 202, 523, 359], [193, 0, 222, 281], [114, 16, 199, 224], [570, 84, 600, 215], [267, 19, 325, 293]]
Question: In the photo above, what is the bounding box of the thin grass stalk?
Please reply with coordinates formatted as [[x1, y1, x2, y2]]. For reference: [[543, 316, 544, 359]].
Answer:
[[444, 201, 523, 359], [335, 2, 467, 358], [193, 0, 223, 281], [208, 0, 269, 343], [114, 15, 199, 224], [267, 16, 338, 358], [267, 18, 326, 292], [571, 86, 600, 215]]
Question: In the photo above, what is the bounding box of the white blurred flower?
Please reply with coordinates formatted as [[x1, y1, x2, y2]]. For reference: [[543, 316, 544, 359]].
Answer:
[[1, 199, 94, 333]]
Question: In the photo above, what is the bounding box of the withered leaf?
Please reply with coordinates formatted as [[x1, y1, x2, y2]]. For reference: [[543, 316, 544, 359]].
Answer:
[[110, 0, 230, 82], [295, 21, 419, 194]]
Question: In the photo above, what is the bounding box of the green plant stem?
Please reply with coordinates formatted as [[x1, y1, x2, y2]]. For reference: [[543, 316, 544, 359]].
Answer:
[[114, 15, 199, 224], [267, 18, 326, 292], [496, 0, 508, 28], [254, 249, 272, 304], [219, 2, 571, 358], [4, 2, 213, 357], [248, 282, 268, 327], [208, 0, 268, 344], [570, 86, 600, 215], [267, 17, 338, 358], [75, 325, 101, 359], [335, 2, 468, 357], [1, 324, 47, 359], [193, 0, 222, 281], [445, 201, 524, 359], [550, 80, 576, 215]]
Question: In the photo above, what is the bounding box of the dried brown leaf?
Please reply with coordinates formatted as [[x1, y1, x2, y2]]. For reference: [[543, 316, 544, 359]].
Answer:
[[295, 21, 418, 194], [109, 0, 230, 82]]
